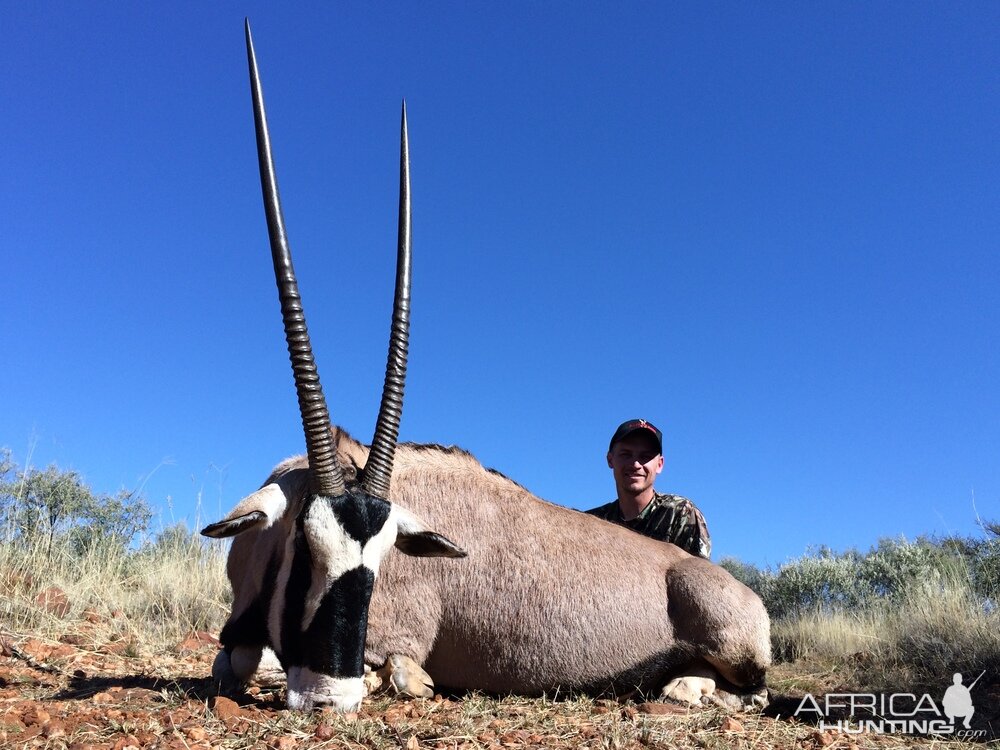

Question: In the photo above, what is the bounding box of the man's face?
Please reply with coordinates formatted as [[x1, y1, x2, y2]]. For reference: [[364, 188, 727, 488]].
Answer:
[[607, 432, 664, 497]]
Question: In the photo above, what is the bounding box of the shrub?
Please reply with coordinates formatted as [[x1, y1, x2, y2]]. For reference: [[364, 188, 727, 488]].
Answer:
[[0, 452, 152, 554], [0, 450, 228, 647]]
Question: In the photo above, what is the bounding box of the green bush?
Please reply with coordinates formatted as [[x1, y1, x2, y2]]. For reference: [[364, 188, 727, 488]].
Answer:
[[0, 449, 152, 553], [723, 525, 1000, 694], [0, 449, 229, 645], [722, 530, 996, 620]]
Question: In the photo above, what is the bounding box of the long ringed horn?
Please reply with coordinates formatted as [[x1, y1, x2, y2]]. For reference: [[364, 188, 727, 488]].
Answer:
[[363, 102, 411, 499], [245, 19, 345, 498]]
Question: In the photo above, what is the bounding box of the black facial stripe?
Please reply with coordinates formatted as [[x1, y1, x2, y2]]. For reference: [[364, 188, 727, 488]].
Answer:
[[281, 513, 377, 679], [326, 488, 391, 544], [278, 488, 387, 679], [301, 566, 374, 677], [220, 553, 279, 652]]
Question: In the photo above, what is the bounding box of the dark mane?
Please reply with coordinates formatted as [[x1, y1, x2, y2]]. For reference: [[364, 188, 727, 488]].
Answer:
[[399, 441, 476, 459]]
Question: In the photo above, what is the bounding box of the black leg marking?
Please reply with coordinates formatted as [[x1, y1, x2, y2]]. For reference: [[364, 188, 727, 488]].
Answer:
[[220, 554, 279, 651]]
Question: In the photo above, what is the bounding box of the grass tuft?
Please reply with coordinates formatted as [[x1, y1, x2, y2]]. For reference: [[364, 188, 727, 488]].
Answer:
[[0, 526, 229, 649]]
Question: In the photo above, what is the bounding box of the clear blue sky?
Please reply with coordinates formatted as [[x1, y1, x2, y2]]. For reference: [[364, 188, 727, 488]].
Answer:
[[2, 3, 997, 567]]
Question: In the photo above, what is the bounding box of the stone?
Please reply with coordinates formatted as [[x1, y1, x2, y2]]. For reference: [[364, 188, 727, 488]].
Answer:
[[314, 725, 335, 740], [636, 701, 688, 715], [814, 730, 835, 746], [36, 586, 71, 617], [210, 696, 242, 721], [43, 720, 66, 738], [186, 726, 208, 741], [720, 717, 744, 733]]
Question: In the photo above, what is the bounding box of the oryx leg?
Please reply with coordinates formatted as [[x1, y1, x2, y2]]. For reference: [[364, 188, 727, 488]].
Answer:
[[665, 559, 772, 711], [364, 580, 441, 699], [213, 645, 285, 688]]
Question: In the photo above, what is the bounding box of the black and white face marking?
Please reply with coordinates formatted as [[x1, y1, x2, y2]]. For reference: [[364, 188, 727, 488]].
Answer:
[[269, 487, 399, 711]]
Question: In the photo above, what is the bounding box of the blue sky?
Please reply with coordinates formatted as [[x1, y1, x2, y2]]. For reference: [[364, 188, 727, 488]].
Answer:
[[2, 3, 997, 567]]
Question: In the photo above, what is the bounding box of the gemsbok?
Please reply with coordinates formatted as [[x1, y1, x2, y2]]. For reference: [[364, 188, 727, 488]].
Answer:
[[203, 21, 772, 713]]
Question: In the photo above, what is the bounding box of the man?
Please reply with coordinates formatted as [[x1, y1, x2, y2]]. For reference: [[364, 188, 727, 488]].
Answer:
[[586, 419, 711, 559]]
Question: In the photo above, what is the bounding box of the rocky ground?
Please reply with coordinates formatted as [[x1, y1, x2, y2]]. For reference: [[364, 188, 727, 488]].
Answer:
[[0, 625, 995, 750]]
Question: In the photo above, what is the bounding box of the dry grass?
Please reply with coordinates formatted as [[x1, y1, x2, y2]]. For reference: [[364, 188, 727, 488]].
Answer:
[[772, 572, 1000, 696], [0, 530, 229, 648]]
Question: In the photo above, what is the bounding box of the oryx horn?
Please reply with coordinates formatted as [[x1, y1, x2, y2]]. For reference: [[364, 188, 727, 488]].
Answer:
[[245, 19, 345, 498], [363, 103, 411, 500]]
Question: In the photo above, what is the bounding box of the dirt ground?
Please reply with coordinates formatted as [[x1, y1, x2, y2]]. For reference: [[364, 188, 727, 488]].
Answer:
[[0, 629, 995, 750]]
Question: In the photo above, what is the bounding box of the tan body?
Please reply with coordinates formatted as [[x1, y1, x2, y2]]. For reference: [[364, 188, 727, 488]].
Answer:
[[222, 428, 771, 699]]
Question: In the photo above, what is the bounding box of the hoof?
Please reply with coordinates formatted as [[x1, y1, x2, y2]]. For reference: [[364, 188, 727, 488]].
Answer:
[[701, 686, 769, 712], [212, 649, 243, 692], [363, 664, 383, 694], [253, 647, 286, 687], [375, 654, 434, 699], [661, 674, 717, 706], [215, 646, 287, 690]]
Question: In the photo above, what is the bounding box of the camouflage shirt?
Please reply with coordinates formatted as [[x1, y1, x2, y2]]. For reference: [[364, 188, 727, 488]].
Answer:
[[585, 492, 712, 559]]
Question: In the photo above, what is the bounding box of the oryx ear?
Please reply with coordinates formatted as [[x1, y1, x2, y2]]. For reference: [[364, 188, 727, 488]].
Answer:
[[199, 481, 291, 538], [201, 511, 268, 538], [392, 506, 467, 558]]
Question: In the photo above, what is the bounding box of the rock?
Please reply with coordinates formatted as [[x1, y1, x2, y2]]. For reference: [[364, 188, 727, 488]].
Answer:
[[186, 726, 208, 741], [177, 633, 216, 654], [36, 586, 71, 617], [813, 729, 836, 746], [720, 717, 744, 733], [314, 725, 335, 740], [21, 638, 52, 661], [636, 701, 688, 715], [210, 696, 242, 721], [23, 706, 51, 726], [48, 643, 77, 658]]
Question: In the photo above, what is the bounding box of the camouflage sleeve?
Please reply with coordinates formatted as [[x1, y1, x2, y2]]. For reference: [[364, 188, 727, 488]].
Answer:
[[584, 500, 619, 521], [675, 499, 712, 560]]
